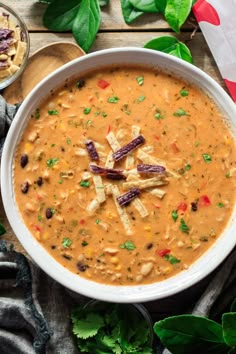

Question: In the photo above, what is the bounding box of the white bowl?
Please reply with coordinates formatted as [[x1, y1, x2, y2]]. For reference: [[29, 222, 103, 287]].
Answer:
[[2, 48, 236, 303]]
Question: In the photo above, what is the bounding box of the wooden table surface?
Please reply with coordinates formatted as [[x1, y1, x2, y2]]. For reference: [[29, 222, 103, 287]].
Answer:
[[1, 0, 226, 320]]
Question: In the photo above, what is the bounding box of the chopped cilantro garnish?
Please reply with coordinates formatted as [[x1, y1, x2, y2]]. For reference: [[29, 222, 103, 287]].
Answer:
[[217, 202, 224, 208], [165, 254, 181, 264], [95, 218, 101, 224], [225, 172, 230, 178], [136, 75, 144, 86], [185, 164, 191, 171], [194, 141, 199, 147], [34, 108, 40, 119], [102, 112, 107, 117], [180, 89, 189, 97], [179, 218, 190, 234], [67, 138, 71, 145], [119, 241, 136, 251], [138, 95, 145, 102], [154, 112, 164, 120], [48, 110, 59, 115], [86, 120, 92, 127], [172, 210, 178, 222], [107, 96, 119, 103], [58, 179, 63, 184], [38, 215, 43, 222], [81, 241, 88, 247], [47, 158, 59, 168], [173, 108, 188, 117], [80, 180, 90, 188], [83, 107, 91, 115], [202, 153, 212, 163], [51, 143, 55, 147], [62, 238, 72, 248]]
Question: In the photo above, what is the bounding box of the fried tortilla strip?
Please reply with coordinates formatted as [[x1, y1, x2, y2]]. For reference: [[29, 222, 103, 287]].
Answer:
[[105, 150, 114, 168], [86, 198, 100, 214], [137, 149, 180, 178], [13, 41, 26, 66], [132, 198, 149, 218], [111, 185, 133, 235], [123, 176, 168, 190], [149, 188, 166, 199], [125, 125, 141, 169], [106, 131, 121, 152], [93, 175, 106, 203]]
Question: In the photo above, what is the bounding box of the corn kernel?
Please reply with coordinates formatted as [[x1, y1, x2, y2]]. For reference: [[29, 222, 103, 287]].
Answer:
[[24, 142, 33, 153], [110, 257, 119, 264], [144, 225, 151, 231]]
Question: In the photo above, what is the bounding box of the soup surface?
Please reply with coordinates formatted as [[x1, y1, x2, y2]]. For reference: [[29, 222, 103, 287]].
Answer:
[[14, 65, 236, 285]]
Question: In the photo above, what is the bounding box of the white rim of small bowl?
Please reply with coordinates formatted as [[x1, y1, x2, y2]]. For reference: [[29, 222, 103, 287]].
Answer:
[[0, 2, 30, 90], [2, 47, 236, 303]]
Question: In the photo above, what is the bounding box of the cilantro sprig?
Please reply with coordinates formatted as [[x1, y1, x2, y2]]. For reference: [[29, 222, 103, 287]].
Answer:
[[71, 302, 153, 353]]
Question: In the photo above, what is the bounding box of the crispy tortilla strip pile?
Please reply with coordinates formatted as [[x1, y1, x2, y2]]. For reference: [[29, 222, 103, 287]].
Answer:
[[0, 13, 27, 79]]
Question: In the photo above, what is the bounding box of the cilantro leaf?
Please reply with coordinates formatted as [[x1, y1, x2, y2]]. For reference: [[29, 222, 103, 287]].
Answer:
[[72, 311, 104, 339], [119, 240, 136, 250]]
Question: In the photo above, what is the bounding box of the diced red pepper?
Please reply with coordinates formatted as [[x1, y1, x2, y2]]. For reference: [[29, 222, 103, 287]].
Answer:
[[106, 125, 111, 134], [198, 195, 211, 207], [177, 202, 188, 212], [98, 79, 110, 89], [153, 204, 160, 208], [171, 142, 179, 153], [153, 135, 160, 141], [33, 224, 41, 232], [157, 249, 171, 257], [80, 219, 85, 225]]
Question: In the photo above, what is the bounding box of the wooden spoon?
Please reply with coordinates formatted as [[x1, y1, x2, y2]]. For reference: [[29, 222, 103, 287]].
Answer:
[[3, 42, 85, 104]]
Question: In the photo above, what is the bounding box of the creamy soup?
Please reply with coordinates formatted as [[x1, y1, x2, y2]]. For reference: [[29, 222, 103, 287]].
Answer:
[[14, 66, 236, 285]]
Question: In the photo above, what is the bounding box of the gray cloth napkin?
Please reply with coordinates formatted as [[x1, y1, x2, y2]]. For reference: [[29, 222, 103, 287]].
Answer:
[[0, 95, 235, 354]]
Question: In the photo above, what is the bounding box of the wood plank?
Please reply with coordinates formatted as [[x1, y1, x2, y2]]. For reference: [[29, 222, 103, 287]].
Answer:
[[27, 32, 224, 88], [8, 0, 198, 31]]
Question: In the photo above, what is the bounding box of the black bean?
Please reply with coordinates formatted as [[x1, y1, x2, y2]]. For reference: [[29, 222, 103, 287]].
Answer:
[[46, 208, 53, 219], [36, 177, 43, 186], [21, 181, 29, 194], [146, 243, 153, 250], [191, 202, 198, 212], [76, 78, 85, 88], [20, 154, 28, 168], [77, 262, 87, 272]]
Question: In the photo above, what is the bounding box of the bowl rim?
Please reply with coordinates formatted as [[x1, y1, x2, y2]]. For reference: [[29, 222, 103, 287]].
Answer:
[[2, 47, 236, 303], [0, 2, 30, 90]]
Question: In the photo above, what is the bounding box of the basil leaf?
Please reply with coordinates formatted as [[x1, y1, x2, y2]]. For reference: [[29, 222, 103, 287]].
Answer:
[[120, 0, 144, 24], [72, 0, 101, 52], [155, 0, 167, 13], [129, 0, 159, 13], [154, 315, 229, 354], [164, 0, 192, 33], [222, 313, 236, 346], [144, 36, 193, 63], [99, 0, 109, 6], [43, 0, 81, 31]]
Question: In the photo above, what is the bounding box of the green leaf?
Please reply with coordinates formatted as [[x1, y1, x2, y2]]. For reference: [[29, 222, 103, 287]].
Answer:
[[72, 0, 101, 52], [62, 237, 72, 248], [172, 210, 178, 222], [222, 313, 236, 346], [0, 223, 6, 236], [179, 218, 190, 234], [154, 315, 229, 354], [164, 0, 192, 33], [73, 312, 104, 339], [99, 0, 109, 6], [129, 0, 159, 13], [46, 157, 59, 168], [119, 240, 136, 250], [120, 0, 144, 24], [43, 0, 81, 31], [144, 36, 193, 63], [202, 153, 212, 163], [155, 0, 167, 13]]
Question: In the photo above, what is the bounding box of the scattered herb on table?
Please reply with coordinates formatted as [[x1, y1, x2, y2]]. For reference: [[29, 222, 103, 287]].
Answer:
[[38, 0, 195, 61], [71, 301, 153, 354]]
